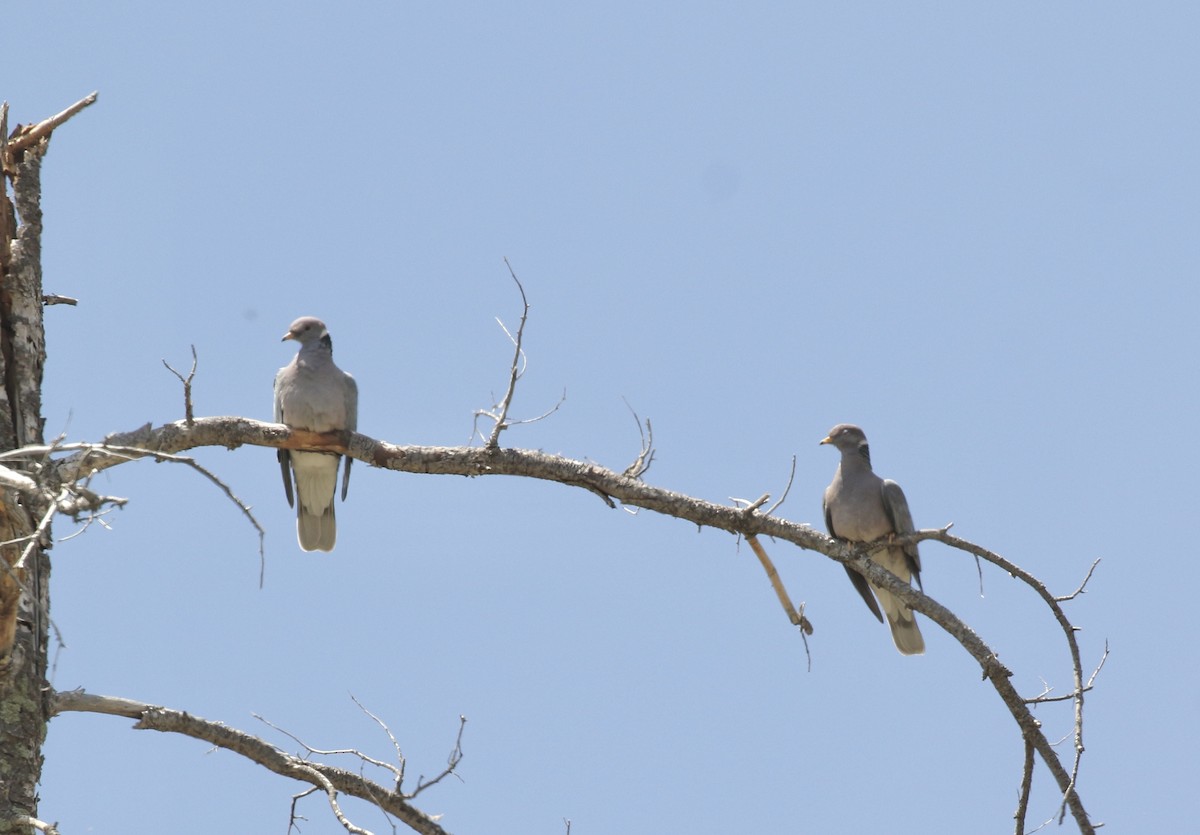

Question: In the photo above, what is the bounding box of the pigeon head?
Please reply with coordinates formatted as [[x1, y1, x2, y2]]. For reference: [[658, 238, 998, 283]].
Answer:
[[282, 317, 330, 346], [820, 423, 867, 449], [820, 423, 871, 464]]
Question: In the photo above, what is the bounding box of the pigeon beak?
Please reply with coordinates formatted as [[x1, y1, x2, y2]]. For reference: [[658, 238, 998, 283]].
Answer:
[[281, 332, 296, 342], [819, 435, 833, 446]]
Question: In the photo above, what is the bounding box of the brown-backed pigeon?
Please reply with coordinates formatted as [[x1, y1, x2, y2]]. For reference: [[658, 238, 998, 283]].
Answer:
[[820, 424, 925, 655], [274, 317, 358, 552]]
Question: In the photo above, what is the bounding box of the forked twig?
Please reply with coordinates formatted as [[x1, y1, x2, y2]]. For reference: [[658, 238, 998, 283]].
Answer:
[[258, 700, 466, 802], [472, 261, 565, 447], [162, 345, 199, 426], [621, 397, 655, 479], [413, 715, 467, 797], [484, 259, 530, 449]]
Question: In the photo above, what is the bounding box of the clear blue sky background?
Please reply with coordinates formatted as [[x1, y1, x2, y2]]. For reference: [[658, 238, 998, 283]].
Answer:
[[8, 3, 1196, 833]]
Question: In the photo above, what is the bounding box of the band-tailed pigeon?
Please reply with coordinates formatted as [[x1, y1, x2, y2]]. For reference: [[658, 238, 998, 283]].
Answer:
[[274, 317, 358, 552], [820, 424, 925, 655]]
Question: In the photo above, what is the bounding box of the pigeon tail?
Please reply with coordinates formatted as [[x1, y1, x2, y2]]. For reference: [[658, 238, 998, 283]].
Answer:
[[297, 503, 336, 552], [291, 450, 340, 552], [886, 608, 925, 655]]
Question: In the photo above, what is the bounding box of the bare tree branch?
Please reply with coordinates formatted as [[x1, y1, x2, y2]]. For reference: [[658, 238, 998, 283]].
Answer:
[[889, 527, 1099, 827], [13, 816, 60, 835], [3, 92, 98, 157], [1014, 736, 1035, 835], [8, 438, 266, 582], [745, 534, 813, 635], [745, 533, 813, 672], [33, 415, 1097, 831], [52, 689, 453, 835]]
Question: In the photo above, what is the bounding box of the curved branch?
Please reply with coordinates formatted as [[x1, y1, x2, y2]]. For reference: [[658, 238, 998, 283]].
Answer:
[[51, 689, 451, 835], [893, 527, 1100, 822], [42, 416, 1094, 832]]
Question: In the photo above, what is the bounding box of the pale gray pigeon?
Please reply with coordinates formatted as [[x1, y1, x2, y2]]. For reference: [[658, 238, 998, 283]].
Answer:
[[274, 317, 358, 552], [820, 424, 925, 655]]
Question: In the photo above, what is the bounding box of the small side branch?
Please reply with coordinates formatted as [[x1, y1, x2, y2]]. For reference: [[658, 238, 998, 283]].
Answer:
[[1056, 559, 1101, 602], [162, 345, 199, 426], [4, 92, 98, 157], [745, 532, 813, 671], [13, 817, 60, 835], [745, 535, 813, 635], [765, 456, 797, 516], [414, 714, 467, 797], [621, 398, 655, 480], [484, 259, 530, 449], [473, 261, 565, 448]]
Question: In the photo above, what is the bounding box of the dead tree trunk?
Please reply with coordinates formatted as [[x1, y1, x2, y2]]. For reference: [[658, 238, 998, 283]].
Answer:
[[0, 105, 56, 835]]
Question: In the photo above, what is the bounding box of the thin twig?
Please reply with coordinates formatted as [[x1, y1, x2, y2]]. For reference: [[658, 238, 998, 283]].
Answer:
[[162, 345, 199, 426], [765, 456, 796, 516], [620, 397, 655, 479], [254, 713, 403, 781], [1056, 559, 1101, 602], [485, 259, 530, 449], [471, 266, 565, 445], [258, 702, 466, 802], [411, 714, 466, 797], [289, 785, 318, 834], [350, 692, 408, 789], [475, 390, 566, 445], [82, 443, 266, 584]]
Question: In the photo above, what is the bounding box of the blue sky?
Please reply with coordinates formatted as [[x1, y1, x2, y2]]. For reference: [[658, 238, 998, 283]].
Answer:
[[8, 2, 1197, 832]]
